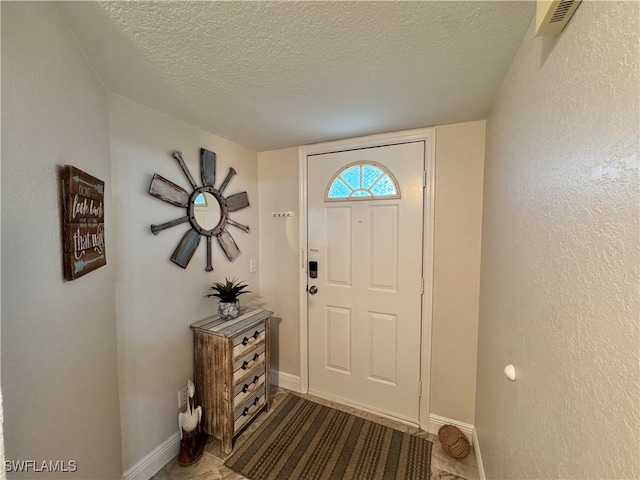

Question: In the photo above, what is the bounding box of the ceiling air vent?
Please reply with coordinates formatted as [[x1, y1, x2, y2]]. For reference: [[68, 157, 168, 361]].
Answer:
[[535, 0, 582, 37]]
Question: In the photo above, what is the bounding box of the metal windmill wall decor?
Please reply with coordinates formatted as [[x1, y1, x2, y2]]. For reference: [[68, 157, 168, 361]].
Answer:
[[148, 148, 250, 271]]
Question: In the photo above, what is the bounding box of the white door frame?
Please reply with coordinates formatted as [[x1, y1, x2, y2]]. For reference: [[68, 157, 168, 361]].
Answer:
[[297, 128, 435, 430]]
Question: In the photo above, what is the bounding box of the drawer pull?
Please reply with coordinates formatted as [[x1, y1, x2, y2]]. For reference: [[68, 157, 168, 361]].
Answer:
[[242, 353, 260, 370], [242, 376, 260, 393], [242, 331, 260, 346], [242, 398, 260, 417]]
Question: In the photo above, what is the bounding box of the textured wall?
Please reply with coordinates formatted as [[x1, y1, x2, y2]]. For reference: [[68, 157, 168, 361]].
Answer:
[[0, 3, 5, 476], [476, 2, 640, 478], [108, 94, 259, 471], [431, 121, 485, 424], [1, 3, 122, 478]]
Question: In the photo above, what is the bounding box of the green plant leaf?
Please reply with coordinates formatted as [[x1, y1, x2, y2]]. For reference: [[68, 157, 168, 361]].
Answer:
[[205, 277, 250, 303]]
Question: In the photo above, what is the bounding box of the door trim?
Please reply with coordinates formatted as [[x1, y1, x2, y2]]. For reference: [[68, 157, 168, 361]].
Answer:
[[297, 128, 436, 431]]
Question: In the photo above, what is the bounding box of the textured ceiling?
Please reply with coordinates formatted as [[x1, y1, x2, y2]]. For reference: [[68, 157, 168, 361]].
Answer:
[[61, 1, 535, 151]]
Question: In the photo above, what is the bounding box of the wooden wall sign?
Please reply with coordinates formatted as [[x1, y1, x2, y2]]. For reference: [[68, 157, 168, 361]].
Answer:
[[62, 165, 106, 280]]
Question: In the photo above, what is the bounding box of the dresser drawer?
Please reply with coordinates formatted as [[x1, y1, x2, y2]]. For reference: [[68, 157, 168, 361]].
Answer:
[[233, 366, 266, 409], [233, 392, 266, 433], [232, 324, 266, 359], [233, 344, 265, 384]]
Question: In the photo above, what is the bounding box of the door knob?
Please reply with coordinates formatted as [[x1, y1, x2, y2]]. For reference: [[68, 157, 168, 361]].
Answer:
[[308, 285, 318, 295]]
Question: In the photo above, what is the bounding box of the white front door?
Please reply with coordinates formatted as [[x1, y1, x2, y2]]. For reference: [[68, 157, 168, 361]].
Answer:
[[307, 141, 424, 422]]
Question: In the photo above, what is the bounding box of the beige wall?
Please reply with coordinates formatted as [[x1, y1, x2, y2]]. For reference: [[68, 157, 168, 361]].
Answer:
[[3, 6, 262, 471], [258, 122, 485, 424], [476, 2, 639, 478], [1, 3, 122, 478], [257, 149, 301, 377], [109, 94, 259, 471], [431, 121, 485, 424]]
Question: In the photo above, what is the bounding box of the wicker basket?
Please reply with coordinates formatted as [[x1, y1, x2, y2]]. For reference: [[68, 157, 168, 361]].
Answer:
[[438, 425, 470, 459]]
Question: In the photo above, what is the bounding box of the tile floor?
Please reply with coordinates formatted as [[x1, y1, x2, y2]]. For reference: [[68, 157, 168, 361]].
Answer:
[[152, 387, 479, 480]]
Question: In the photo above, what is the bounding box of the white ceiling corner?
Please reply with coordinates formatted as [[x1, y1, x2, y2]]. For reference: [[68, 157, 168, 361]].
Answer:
[[60, 1, 535, 152]]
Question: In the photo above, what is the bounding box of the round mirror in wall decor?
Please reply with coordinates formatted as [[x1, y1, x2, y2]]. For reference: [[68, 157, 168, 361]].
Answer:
[[148, 148, 251, 271], [193, 192, 222, 232]]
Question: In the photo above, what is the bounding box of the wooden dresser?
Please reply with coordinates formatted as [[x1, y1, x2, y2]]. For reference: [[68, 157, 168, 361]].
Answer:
[[191, 308, 273, 453]]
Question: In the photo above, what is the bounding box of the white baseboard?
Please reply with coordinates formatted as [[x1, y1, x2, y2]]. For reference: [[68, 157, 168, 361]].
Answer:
[[473, 428, 486, 480], [122, 431, 180, 480], [121, 371, 300, 480], [428, 413, 475, 446], [270, 370, 302, 392]]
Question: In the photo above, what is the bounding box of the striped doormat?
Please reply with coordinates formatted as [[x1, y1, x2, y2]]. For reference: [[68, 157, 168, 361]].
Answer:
[[225, 394, 432, 480]]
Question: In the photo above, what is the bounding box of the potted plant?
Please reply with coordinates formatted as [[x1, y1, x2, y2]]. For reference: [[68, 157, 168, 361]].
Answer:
[[206, 277, 250, 319]]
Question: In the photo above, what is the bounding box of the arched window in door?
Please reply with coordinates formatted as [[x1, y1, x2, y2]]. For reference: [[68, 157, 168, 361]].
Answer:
[[325, 161, 400, 201]]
